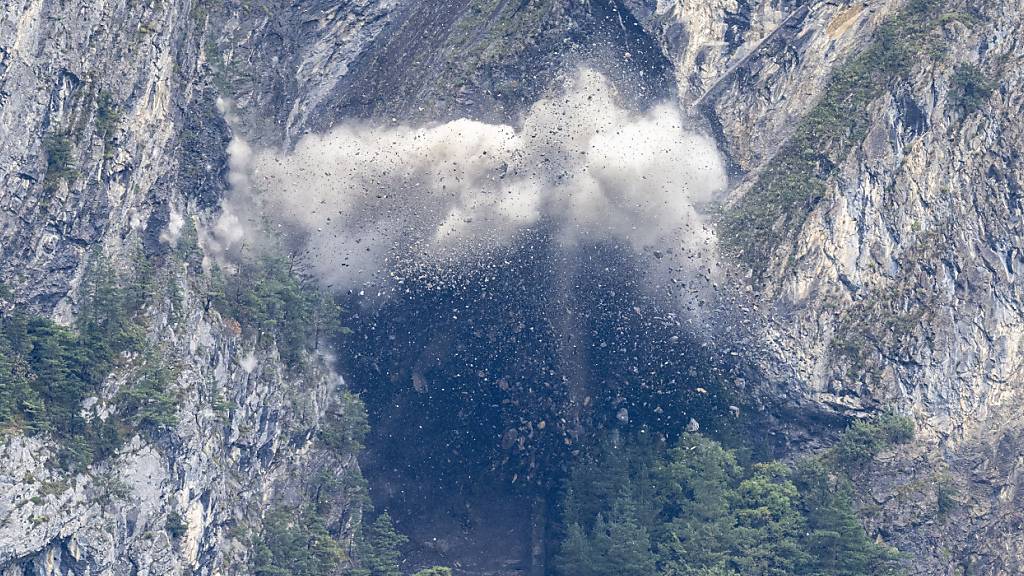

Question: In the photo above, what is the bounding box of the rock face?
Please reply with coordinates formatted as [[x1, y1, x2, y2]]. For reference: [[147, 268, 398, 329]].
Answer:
[[3, 0, 1024, 574], [0, 0, 368, 573], [697, 0, 1024, 573], [0, 313, 355, 575]]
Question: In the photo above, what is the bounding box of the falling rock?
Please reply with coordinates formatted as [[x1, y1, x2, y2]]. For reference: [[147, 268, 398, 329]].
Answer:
[[616, 407, 629, 424]]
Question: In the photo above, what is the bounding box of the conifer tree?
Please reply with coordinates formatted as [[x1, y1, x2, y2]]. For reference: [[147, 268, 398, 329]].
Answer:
[[794, 459, 901, 576], [729, 462, 809, 576], [555, 423, 911, 576], [254, 508, 345, 576], [554, 521, 596, 576], [599, 493, 658, 576], [655, 433, 740, 575], [0, 331, 37, 425], [352, 512, 408, 576]]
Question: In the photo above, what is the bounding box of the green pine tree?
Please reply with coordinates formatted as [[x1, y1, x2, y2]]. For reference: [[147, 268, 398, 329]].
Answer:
[[555, 521, 597, 576], [729, 462, 809, 576], [254, 508, 346, 576], [598, 493, 658, 576], [0, 330, 38, 426], [554, 424, 908, 576], [794, 459, 902, 576], [352, 512, 408, 576], [655, 433, 741, 575]]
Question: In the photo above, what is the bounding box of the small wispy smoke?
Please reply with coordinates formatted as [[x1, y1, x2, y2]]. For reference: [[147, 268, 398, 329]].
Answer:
[[211, 69, 727, 295], [159, 206, 185, 247]]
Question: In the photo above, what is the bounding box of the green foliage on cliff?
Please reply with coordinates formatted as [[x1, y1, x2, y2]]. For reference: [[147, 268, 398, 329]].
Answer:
[[0, 308, 119, 467], [175, 217, 205, 274], [254, 508, 348, 576], [116, 352, 179, 437], [165, 511, 188, 539], [0, 257, 179, 468], [0, 313, 92, 437], [94, 90, 121, 158], [412, 568, 453, 576], [319, 390, 370, 454], [252, 390, 406, 576], [253, 506, 409, 576], [77, 255, 151, 382], [212, 257, 342, 369], [950, 63, 995, 114], [829, 412, 915, 469], [350, 512, 409, 576], [719, 0, 954, 281], [41, 133, 76, 192], [793, 458, 899, 576], [555, 415, 915, 576]]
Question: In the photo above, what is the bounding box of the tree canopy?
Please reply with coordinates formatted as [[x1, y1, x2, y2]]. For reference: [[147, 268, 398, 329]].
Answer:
[[555, 419, 913, 576]]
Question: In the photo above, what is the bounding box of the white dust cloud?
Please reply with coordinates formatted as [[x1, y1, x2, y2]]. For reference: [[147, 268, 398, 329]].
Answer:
[[159, 207, 185, 247], [212, 69, 727, 290]]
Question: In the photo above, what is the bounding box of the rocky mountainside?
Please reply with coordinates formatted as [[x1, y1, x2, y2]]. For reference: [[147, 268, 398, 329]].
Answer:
[[710, 1, 1024, 572], [1, 0, 1022, 575]]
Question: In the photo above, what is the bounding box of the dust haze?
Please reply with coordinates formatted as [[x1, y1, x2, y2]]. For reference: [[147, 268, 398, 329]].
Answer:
[[210, 69, 728, 299]]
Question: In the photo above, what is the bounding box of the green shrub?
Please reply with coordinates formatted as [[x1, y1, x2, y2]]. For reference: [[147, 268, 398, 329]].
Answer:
[[166, 511, 188, 539], [935, 475, 959, 517], [413, 568, 453, 576], [253, 508, 347, 576], [41, 133, 76, 191], [94, 91, 121, 157], [318, 391, 370, 454], [831, 413, 915, 469], [0, 316, 43, 428], [212, 257, 342, 369], [794, 459, 902, 575], [553, 428, 906, 576], [1, 313, 96, 437], [0, 254, 178, 469], [950, 63, 994, 114], [175, 217, 204, 274], [77, 255, 152, 382], [117, 353, 179, 436]]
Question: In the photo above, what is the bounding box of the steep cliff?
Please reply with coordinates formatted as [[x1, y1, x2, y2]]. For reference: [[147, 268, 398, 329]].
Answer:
[[3, 0, 1024, 574], [704, 0, 1024, 573], [0, 0, 368, 573]]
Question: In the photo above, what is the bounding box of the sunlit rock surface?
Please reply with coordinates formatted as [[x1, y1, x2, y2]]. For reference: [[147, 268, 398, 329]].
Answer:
[[2, 0, 1024, 574]]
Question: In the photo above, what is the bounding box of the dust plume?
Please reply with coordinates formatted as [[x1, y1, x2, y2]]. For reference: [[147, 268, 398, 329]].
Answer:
[[211, 69, 727, 297]]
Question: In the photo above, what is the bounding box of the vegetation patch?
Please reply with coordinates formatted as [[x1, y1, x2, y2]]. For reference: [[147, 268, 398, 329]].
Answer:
[[934, 473, 959, 518], [211, 257, 344, 370], [41, 132, 76, 193], [253, 507, 349, 576], [828, 412, 915, 469], [0, 254, 179, 469], [553, 414, 915, 576], [318, 390, 370, 455], [719, 0, 966, 282], [252, 506, 409, 576], [94, 90, 122, 159], [949, 63, 994, 115], [248, 383, 423, 576], [166, 510, 188, 539], [349, 512, 408, 576], [412, 568, 453, 576]]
